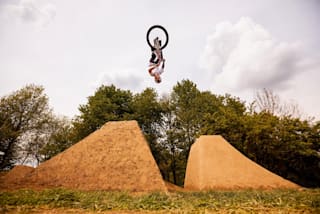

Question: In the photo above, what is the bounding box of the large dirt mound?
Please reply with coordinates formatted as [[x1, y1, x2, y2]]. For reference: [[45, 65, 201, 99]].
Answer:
[[1, 121, 167, 192], [184, 135, 300, 190]]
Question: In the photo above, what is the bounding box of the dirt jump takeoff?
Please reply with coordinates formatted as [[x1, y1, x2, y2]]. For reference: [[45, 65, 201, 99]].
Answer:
[[147, 25, 169, 83]]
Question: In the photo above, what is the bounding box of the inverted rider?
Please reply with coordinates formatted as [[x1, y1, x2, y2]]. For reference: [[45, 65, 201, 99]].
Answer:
[[148, 37, 165, 83]]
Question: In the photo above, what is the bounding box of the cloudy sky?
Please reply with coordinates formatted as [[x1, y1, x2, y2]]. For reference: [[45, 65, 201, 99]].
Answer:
[[1, 0, 319, 119]]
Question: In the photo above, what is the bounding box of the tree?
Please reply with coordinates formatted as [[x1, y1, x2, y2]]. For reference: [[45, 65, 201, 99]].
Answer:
[[254, 88, 301, 118], [243, 112, 320, 187], [0, 84, 52, 170], [201, 94, 247, 152], [131, 88, 162, 144], [171, 80, 201, 161], [38, 116, 73, 162], [158, 94, 182, 184], [271, 117, 320, 187], [154, 80, 202, 185], [72, 85, 133, 142]]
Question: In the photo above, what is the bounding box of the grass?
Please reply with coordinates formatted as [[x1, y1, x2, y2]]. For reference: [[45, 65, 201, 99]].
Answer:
[[0, 188, 319, 213]]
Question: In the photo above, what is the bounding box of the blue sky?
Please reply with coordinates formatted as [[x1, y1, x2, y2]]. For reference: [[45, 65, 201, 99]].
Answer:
[[0, 0, 319, 119]]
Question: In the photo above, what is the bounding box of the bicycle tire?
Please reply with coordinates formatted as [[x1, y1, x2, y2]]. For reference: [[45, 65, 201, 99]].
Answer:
[[146, 25, 169, 50]]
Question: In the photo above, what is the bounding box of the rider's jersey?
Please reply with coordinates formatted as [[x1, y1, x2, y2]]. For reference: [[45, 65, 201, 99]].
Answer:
[[150, 66, 164, 76], [149, 61, 164, 76]]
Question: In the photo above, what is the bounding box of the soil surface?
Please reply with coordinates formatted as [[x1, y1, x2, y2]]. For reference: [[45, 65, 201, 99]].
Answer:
[[0, 121, 167, 192], [184, 135, 300, 190], [1, 122, 300, 193]]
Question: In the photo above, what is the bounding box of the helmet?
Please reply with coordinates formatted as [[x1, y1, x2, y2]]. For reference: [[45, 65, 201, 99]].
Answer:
[[155, 76, 162, 83]]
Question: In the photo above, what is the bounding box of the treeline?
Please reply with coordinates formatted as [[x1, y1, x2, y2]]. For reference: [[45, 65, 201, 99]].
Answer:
[[0, 81, 319, 187]]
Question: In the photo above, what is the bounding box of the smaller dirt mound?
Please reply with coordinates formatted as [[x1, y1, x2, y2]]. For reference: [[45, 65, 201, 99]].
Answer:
[[0, 165, 35, 190], [185, 135, 300, 190], [0, 171, 7, 179], [3, 165, 35, 183]]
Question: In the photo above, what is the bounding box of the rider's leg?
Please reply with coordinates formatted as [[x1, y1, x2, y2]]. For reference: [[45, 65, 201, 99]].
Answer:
[[153, 49, 162, 62], [154, 37, 159, 47]]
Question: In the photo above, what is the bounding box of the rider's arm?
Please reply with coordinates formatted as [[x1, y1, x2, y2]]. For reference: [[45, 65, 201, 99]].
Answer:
[[150, 50, 162, 65], [150, 52, 159, 64]]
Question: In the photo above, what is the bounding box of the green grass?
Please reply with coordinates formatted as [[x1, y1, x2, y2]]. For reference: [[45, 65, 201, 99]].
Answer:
[[0, 188, 319, 213]]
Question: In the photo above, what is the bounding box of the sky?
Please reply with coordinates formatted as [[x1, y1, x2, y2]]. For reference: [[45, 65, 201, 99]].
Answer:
[[0, 0, 319, 119]]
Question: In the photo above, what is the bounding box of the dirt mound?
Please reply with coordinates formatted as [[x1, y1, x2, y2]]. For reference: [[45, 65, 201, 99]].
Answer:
[[1, 121, 167, 192], [184, 135, 300, 190], [0, 171, 7, 179], [3, 165, 34, 183], [0, 165, 35, 190]]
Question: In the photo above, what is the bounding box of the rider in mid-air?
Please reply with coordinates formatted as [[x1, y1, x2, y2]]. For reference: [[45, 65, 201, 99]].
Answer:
[[148, 37, 165, 83]]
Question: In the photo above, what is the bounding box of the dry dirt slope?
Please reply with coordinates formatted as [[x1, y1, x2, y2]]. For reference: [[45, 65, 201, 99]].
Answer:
[[1, 120, 167, 192], [184, 135, 300, 190]]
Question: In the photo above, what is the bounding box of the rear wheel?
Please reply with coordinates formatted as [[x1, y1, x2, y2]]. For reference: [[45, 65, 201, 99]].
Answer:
[[146, 25, 169, 50]]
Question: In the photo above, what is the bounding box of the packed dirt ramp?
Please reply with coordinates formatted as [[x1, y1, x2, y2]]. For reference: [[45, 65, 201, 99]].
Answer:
[[1, 120, 167, 192], [184, 135, 300, 190]]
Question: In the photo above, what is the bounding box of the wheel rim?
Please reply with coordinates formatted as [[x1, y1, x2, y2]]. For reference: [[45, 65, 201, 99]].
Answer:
[[146, 25, 169, 50]]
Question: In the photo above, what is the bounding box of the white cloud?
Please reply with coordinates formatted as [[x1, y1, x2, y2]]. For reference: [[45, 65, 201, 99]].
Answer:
[[1, 0, 56, 27], [199, 17, 314, 92], [92, 68, 146, 93]]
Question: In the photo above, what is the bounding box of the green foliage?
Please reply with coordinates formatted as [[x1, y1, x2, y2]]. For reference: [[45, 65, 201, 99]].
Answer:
[[0, 84, 52, 169], [71, 85, 134, 141], [157, 80, 203, 185], [171, 80, 201, 152], [39, 116, 73, 161], [130, 88, 165, 173], [200, 93, 248, 152], [131, 88, 162, 142], [156, 95, 182, 184], [1, 188, 319, 213], [244, 113, 320, 187]]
